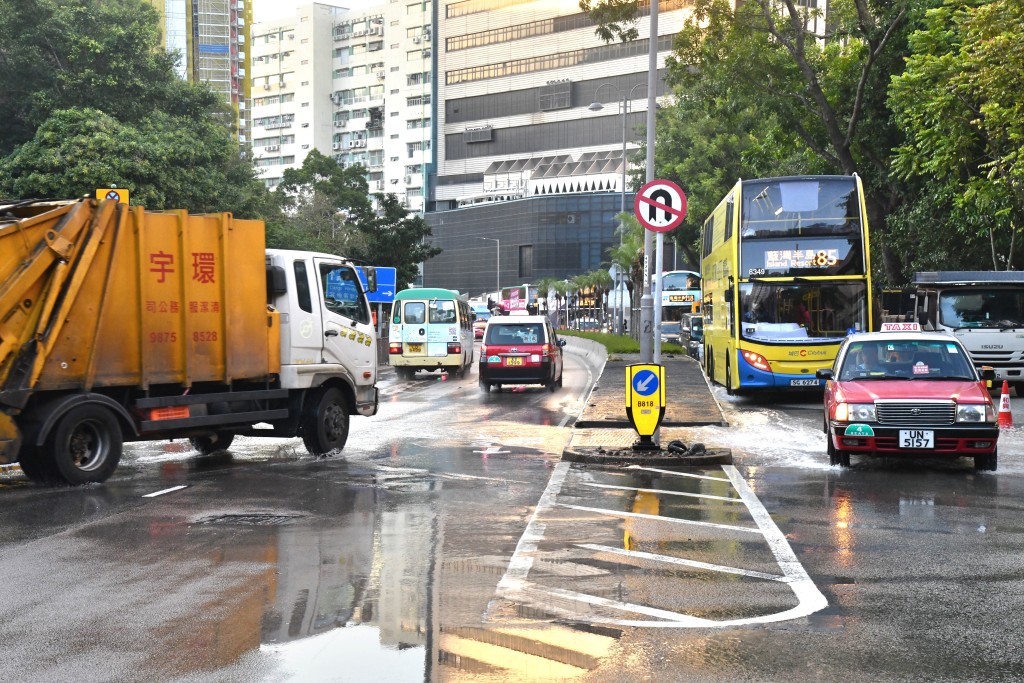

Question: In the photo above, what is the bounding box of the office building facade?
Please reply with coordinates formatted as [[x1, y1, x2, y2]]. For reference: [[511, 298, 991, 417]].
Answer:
[[422, 0, 690, 297]]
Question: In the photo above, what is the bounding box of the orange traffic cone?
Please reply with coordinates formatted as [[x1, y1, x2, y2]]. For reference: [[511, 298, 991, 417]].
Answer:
[[998, 380, 1013, 429]]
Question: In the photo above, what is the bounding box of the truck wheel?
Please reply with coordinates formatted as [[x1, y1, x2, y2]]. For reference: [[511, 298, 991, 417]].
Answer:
[[45, 405, 123, 485], [18, 445, 58, 485], [189, 432, 235, 455], [302, 387, 349, 456]]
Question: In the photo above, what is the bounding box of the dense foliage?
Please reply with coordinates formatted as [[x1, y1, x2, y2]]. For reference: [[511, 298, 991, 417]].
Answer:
[[583, 0, 1021, 283], [0, 0, 437, 283]]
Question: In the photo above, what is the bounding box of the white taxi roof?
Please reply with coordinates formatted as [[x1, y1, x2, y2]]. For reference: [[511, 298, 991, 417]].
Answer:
[[844, 327, 960, 345], [486, 314, 549, 325]]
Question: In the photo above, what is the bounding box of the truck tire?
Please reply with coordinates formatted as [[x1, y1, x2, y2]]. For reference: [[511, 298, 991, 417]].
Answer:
[[189, 432, 235, 455], [45, 404, 123, 485], [302, 387, 349, 456], [18, 445, 58, 485]]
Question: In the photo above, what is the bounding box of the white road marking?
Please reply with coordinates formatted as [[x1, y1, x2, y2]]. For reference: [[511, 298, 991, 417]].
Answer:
[[580, 481, 743, 503], [625, 465, 730, 482], [492, 463, 829, 628], [577, 543, 786, 581], [495, 461, 571, 593], [557, 503, 763, 534], [142, 485, 188, 498]]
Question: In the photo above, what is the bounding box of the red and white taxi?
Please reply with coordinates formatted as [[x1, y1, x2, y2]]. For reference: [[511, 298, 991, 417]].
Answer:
[[817, 323, 999, 470], [478, 314, 565, 392]]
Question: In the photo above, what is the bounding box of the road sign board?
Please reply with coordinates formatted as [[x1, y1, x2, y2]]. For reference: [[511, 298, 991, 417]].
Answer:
[[634, 179, 686, 232], [625, 363, 666, 437], [96, 188, 129, 204], [357, 266, 397, 304]]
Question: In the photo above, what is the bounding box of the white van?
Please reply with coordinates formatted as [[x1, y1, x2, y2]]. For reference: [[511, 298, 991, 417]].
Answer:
[[389, 288, 474, 378]]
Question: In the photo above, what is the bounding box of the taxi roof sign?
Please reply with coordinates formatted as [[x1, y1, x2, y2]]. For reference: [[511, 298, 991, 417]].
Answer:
[[880, 322, 920, 332]]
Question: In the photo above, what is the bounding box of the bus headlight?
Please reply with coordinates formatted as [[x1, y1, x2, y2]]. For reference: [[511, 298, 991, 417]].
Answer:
[[835, 403, 875, 422], [956, 404, 987, 423]]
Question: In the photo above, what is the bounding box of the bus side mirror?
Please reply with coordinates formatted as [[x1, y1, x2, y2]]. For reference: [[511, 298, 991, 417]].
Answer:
[[816, 369, 834, 380], [724, 289, 733, 303]]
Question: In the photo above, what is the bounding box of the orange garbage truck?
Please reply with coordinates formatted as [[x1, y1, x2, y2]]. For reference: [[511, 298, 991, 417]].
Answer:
[[0, 198, 379, 485]]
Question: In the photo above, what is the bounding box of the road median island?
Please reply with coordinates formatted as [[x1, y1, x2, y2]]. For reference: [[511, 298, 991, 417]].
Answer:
[[561, 339, 731, 465]]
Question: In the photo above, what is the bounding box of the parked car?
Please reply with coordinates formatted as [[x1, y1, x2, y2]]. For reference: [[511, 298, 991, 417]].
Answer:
[[681, 313, 704, 359], [817, 325, 998, 470], [479, 315, 565, 392]]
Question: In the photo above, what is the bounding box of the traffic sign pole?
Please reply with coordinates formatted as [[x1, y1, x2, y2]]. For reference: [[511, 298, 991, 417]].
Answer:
[[634, 179, 687, 390]]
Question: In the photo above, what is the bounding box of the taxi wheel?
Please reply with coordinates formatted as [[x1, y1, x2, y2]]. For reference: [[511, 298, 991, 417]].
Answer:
[[827, 430, 850, 467], [974, 449, 998, 471]]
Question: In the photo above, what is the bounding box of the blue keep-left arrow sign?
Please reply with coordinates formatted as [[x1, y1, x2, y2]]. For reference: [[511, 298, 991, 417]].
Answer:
[[632, 369, 659, 396]]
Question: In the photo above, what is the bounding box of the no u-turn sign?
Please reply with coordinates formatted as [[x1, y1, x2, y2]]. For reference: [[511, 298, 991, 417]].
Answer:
[[634, 178, 687, 232]]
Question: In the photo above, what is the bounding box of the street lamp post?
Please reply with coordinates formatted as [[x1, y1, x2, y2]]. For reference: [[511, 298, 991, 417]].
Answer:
[[477, 236, 500, 298], [589, 82, 647, 336]]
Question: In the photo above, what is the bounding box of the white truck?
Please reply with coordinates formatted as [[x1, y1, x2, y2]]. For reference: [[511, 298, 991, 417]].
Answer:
[[0, 199, 379, 485], [913, 271, 1024, 392]]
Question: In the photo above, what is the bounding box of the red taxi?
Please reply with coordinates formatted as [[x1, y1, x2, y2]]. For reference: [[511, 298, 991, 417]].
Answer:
[[817, 324, 998, 470], [479, 315, 565, 392]]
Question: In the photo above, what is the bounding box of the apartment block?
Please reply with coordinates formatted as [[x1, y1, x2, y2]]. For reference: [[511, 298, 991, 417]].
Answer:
[[422, 0, 690, 296], [148, 0, 252, 144], [248, 2, 435, 206]]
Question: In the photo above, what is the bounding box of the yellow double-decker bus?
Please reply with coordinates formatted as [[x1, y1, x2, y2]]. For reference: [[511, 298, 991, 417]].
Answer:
[[701, 175, 873, 393]]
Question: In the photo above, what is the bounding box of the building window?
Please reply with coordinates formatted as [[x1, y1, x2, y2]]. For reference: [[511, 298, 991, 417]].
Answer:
[[519, 245, 533, 279]]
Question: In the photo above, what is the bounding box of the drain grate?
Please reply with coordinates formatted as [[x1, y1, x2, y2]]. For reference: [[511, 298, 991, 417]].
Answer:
[[198, 513, 302, 526]]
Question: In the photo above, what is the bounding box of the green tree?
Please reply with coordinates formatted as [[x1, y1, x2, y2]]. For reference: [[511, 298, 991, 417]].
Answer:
[[664, 0, 914, 282], [269, 150, 374, 255], [0, 0, 269, 216], [889, 0, 1024, 270], [0, 107, 267, 217], [356, 193, 442, 289], [0, 0, 184, 155]]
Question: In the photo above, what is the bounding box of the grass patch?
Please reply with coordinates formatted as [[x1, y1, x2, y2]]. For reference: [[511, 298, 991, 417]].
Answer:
[[560, 330, 689, 356]]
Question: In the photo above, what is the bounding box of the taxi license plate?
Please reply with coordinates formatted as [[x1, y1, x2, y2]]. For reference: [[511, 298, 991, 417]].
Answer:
[[407, 343, 422, 352], [899, 430, 934, 448], [504, 357, 523, 367], [790, 379, 819, 386]]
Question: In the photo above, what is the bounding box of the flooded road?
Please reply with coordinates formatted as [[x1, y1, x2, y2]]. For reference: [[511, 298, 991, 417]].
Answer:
[[2, 351, 1024, 682]]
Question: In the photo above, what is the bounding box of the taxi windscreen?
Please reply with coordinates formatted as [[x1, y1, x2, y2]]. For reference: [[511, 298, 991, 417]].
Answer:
[[838, 339, 976, 381]]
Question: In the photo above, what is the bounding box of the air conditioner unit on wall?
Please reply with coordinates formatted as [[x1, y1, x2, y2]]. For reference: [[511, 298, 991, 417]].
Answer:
[[412, 36, 421, 44], [266, 145, 279, 152], [332, 142, 341, 150], [354, 140, 366, 148], [335, 120, 347, 127]]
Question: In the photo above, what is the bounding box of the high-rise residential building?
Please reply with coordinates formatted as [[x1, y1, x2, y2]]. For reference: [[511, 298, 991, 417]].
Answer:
[[148, 0, 252, 144], [422, 0, 690, 297], [249, 2, 434, 209], [250, 4, 338, 186]]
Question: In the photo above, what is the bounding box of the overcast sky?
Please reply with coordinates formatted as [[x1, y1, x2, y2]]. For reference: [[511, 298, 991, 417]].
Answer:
[[251, 0, 377, 23]]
